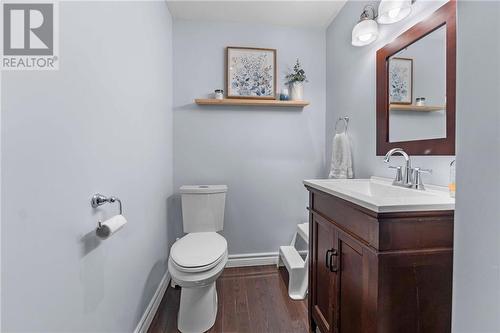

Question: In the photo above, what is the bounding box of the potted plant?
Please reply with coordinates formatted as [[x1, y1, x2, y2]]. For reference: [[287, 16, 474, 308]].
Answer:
[[285, 59, 308, 100]]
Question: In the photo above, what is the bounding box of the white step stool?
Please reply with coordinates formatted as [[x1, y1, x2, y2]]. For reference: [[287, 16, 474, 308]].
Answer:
[[278, 222, 309, 300]]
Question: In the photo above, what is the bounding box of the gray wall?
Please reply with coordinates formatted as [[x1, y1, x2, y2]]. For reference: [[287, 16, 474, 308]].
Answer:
[[173, 20, 326, 255], [326, 0, 454, 186], [1, 1, 173, 332], [453, 1, 500, 331]]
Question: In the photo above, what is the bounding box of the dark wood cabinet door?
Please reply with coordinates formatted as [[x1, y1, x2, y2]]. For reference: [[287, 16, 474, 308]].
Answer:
[[310, 215, 336, 333], [336, 232, 376, 333], [377, 251, 453, 333]]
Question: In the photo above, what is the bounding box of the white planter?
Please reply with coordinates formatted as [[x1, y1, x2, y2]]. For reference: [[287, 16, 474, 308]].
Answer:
[[290, 82, 304, 100]]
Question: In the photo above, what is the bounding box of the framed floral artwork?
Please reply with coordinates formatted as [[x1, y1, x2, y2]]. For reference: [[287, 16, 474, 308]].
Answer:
[[389, 57, 413, 104], [226, 47, 277, 99]]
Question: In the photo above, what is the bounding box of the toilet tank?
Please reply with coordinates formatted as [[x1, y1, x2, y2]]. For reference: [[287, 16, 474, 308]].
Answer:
[[179, 185, 227, 233]]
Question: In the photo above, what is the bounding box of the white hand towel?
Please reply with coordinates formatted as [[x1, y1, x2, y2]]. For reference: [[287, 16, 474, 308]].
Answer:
[[329, 133, 353, 179]]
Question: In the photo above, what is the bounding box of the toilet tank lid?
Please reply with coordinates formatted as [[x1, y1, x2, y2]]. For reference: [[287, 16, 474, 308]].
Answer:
[[180, 185, 228, 194]]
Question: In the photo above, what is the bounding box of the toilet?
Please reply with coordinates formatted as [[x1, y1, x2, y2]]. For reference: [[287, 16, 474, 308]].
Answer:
[[168, 185, 228, 333]]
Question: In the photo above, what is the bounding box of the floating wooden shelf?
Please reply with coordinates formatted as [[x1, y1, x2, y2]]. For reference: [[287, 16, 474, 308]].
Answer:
[[195, 98, 310, 107], [389, 104, 445, 112]]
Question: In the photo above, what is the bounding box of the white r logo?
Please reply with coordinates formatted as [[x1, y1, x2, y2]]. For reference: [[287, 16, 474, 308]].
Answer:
[[3, 3, 53, 55]]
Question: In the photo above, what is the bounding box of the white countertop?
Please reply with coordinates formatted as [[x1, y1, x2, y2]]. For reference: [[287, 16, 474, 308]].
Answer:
[[304, 177, 455, 213]]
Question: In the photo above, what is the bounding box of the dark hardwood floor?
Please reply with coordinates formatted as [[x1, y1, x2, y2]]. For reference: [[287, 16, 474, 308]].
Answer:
[[148, 265, 309, 333]]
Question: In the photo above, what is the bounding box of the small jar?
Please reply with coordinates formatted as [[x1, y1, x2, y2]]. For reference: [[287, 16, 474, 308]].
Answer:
[[415, 97, 426, 106], [214, 89, 224, 100], [280, 87, 289, 101]]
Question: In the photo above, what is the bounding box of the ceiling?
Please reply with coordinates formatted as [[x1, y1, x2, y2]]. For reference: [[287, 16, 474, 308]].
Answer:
[[166, 1, 348, 29]]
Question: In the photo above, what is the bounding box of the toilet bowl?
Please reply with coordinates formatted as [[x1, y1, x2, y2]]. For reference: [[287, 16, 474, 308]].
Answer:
[[168, 232, 228, 333], [169, 185, 228, 333]]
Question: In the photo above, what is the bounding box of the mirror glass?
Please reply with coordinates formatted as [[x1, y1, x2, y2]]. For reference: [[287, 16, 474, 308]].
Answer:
[[388, 25, 446, 143]]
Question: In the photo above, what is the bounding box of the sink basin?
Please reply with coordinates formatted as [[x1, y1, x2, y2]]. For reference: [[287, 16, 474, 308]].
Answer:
[[303, 177, 455, 213]]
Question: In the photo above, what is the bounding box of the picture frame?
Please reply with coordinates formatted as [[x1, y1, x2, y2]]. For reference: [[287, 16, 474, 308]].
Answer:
[[389, 57, 413, 104], [226, 46, 277, 100]]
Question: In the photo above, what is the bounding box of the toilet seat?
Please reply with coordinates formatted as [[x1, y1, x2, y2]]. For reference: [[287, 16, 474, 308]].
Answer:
[[170, 232, 227, 273]]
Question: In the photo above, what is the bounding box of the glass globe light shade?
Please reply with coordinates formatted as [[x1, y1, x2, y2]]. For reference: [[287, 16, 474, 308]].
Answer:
[[352, 19, 379, 46], [377, 0, 412, 24]]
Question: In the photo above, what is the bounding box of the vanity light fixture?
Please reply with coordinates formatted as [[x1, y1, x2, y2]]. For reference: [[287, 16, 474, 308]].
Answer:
[[377, 0, 413, 24], [352, 5, 379, 47]]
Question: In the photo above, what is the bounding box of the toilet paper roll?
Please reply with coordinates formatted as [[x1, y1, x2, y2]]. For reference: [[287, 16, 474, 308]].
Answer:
[[96, 214, 127, 239]]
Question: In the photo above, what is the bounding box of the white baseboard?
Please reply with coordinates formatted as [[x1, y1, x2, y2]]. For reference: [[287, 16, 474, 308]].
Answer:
[[226, 252, 279, 267], [134, 271, 171, 333], [227, 250, 307, 268]]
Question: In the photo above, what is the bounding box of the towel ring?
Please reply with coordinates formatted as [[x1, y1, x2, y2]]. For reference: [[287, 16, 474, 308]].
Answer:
[[335, 117, 349, 134]]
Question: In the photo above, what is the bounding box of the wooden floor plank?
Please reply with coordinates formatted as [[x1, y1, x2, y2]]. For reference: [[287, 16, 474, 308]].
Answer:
[[148, 265, 308, 333]]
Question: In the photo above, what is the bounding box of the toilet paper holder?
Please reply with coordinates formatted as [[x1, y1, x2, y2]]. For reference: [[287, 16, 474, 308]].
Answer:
[[91, 193, 123, 232]]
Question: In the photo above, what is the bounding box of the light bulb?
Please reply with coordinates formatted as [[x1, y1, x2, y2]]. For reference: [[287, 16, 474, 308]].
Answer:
[[388, 7, 401, 19], [358, 33, 373, 42]]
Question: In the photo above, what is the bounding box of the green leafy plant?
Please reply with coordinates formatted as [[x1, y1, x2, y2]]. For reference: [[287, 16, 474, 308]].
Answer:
[[285, 59, 308, 84]]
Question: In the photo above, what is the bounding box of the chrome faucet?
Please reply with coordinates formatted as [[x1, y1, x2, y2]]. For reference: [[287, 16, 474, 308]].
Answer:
[[384, 148, 432, 190], [384, 148, 412, 186]]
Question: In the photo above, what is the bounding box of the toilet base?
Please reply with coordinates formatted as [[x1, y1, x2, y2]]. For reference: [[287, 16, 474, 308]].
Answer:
[[177, 282, 218, 333]]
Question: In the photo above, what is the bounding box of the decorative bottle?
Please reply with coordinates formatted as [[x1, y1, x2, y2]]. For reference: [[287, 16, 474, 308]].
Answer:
[[449, 160, 456, 198]]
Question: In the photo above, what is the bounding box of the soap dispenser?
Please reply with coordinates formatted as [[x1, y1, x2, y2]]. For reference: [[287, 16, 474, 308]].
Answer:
[[449, 160, 456, 198]]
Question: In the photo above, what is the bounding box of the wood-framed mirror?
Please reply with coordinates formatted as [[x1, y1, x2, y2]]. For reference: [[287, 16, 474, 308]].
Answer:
[[376, 1, 456, 155]]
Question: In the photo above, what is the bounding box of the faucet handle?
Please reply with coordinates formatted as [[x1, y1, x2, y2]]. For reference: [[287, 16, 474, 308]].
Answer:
[[388, 165, 403, 183], [413, 167, 432, 190], [414, 167, 432, 174]]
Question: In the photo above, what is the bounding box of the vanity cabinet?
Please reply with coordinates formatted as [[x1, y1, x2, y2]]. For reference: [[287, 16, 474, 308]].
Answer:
[[306, 187, 454, 333]]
